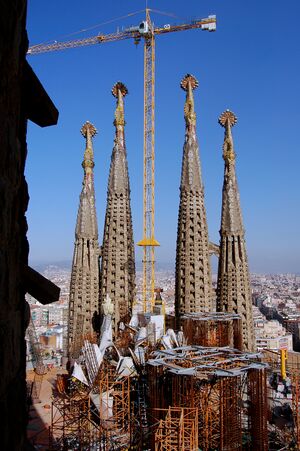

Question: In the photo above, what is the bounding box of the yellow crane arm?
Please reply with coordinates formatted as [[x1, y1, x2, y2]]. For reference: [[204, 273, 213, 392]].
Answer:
[[27, 30, 139, 54], [27, 15, 216, 55], [154, 16, 216, 36]]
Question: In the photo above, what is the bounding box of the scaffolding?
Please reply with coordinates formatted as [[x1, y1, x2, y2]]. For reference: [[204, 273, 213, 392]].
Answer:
[[247, 368, 269, 451], [292, 373, 300, 448], [26, 315, 47, 401], [181, 312, 243, 350], [147, 346, 268, 451], [99, 364, 130, 435], [50, 359, 131, 450], [50, 392, 99, 450], [151, 407, 198, 451]]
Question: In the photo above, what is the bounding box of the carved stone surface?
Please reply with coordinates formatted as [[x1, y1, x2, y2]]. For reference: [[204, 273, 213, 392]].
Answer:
[[175, 75, 212, 317], [68, 122, 100, 358], [216, 111, 255, 351], [100, 83, 136, 336], [0, 1, 59, 446]]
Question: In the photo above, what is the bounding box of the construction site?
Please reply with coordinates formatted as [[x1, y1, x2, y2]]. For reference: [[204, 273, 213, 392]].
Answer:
[[27, 310, 300, 450], [24, 7, 300, 451]]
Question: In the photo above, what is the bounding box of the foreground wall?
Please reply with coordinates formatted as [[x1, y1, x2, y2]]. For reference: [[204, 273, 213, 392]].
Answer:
[[0, 2, 58, 449], [0, 2, 30, 448]]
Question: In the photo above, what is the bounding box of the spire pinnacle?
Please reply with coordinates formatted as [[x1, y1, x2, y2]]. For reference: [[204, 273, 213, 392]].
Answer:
[[219, 110, 237, 163], [181, 74, 198, 126], [81, 121, 97, 171], [112, 81, 128, 127], [68, 121, 100, 358], [216, 110, 255, 351], [176, 74, 212, 316], [100, 82, 135, 336]]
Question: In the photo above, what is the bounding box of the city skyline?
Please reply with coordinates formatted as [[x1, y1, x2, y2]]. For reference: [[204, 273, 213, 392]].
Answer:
[[26, 0, 300, 273]]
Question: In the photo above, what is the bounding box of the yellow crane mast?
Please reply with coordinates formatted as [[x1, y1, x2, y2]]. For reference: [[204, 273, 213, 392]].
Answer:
[[28, 9, 216, 313]]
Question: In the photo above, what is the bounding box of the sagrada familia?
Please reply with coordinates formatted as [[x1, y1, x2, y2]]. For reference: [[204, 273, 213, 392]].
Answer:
[[67, 75, 255, 359]]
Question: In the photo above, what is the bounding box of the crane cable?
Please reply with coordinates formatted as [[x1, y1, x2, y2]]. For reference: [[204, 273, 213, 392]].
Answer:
[[29, 9, 145, 48], [29, 8, 187, 50]]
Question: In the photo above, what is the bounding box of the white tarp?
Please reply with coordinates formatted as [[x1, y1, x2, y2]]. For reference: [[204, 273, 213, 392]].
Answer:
[[177, 330, 185, 347], [136, 326, 147, 342], [90, 392, 100, 411], [72, 361, 89, 386], [93, 343, 102, 366], [166, 329, 179, 347], [161, 335, 173, 349], [90, 390, 114, 418], [148, 315, 164, 339], [100, 390, 114, 419], [134, 347, 145, 365], [116, 356, 137, 377], [129, 314, 139, 328], [99, 314, 113, 355]]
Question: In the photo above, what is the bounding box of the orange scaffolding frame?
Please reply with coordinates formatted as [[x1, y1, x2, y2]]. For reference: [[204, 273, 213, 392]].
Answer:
[[292, 373, 300, 448], [147, 346, 268, 451], [50, 393, 99, 450], [153, 407, 198, 451], [98, 362, 131, 450]]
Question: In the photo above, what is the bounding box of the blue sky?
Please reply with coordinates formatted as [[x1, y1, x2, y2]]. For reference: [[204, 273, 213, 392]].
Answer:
[[26, 0, 300, 273]]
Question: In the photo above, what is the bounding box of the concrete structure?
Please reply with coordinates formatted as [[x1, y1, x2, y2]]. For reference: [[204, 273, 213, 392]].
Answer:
[[68, 122, 100, 358], [48, 305, 68, 326], [216, 110, 255, 351], [31, 306, 49, 327], [253, 306, 293, 351], [100, 83, 136, 336], [40, 326, 64, 352], [175, 74, 212, 318]]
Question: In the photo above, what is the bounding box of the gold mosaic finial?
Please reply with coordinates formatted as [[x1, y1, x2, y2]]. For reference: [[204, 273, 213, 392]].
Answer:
[[218, 110, 237, 128], [112, 82, 128, 98], [112, 82, 128, 127], [81, 121, 97, 138], [219, 110, 237, 163], [181, 74, 198, 126], [81, 121, 97, 171]]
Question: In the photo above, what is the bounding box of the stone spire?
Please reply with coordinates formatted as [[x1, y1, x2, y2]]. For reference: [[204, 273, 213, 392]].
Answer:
[[68, 122, 100, 359], [100, 82, 135, 336], [175, 74, 212, 318], [216, 110, 255, 351]]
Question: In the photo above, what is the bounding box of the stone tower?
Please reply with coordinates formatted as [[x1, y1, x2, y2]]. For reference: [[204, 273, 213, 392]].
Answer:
[[175, 74, 212, 318], [100, 82, 135, 336], [216, 110, 255, 351], [68, 122, 100, 359]]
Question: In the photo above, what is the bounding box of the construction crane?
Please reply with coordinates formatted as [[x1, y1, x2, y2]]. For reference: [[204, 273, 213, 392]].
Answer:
[[28, 9, 216, 313]]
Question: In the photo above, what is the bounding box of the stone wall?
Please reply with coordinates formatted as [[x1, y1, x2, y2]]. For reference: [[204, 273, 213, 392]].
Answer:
[[0, 1, 29, 448], [0, 2, 58, 449]]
